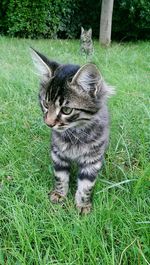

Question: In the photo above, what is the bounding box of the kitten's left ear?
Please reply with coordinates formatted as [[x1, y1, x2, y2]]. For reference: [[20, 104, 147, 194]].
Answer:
[[71, 64, 102, 94], [81, 27, 84, 34], [30, 48, 59, 81]]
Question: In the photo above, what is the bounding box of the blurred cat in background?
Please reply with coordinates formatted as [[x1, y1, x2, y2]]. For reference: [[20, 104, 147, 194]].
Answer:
[[80, 27, 94, 56]]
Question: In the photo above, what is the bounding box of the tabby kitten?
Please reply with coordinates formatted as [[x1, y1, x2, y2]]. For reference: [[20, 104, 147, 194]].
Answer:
[[31, 48, 113, 214], [80, 27, 93, 56]]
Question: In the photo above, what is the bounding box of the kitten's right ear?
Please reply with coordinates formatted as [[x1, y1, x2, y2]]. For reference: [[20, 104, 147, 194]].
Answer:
[[30, 48, 59, 81]]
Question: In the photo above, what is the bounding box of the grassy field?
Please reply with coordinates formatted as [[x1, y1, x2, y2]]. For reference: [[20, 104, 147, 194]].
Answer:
[[0, 37, 150, 264]]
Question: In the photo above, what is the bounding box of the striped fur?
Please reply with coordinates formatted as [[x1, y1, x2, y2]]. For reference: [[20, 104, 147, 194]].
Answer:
[[31, 48, 114, 213]]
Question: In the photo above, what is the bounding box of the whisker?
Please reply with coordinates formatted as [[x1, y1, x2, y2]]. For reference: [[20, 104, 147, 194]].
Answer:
[[68, 129, 85, 144], [65, 130, 74, 145], [79, 129, 103, 145]]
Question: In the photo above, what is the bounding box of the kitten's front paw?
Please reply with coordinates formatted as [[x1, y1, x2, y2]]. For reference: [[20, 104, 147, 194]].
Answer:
[[76, 204, 92, 215], [49, 191, 66, 204]]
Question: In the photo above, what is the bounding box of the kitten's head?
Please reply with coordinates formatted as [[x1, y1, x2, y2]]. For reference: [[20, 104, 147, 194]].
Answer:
[[31, 48, 113, 131], [81, 27, 92, 43]]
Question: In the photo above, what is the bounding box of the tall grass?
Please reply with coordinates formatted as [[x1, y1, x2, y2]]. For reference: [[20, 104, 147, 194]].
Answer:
[[0, 37, 150, 264]]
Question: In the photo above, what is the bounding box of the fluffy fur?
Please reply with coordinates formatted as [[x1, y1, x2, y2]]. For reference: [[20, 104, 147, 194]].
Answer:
[[31, 48, 114, 213]]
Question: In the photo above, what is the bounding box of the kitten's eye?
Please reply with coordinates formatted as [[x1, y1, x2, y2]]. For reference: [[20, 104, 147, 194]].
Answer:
[[61, 106, 73, 115], [43, 100, 49, 109]]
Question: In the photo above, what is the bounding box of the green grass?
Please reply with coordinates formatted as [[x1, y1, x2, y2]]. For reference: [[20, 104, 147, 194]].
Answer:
[[0, 36, 150, 265]]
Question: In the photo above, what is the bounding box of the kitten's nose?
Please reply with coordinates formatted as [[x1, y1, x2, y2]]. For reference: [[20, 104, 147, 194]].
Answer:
[[45, 119, 56, 128], [44, 113, 56, 128], [46, 123, 55, 128]]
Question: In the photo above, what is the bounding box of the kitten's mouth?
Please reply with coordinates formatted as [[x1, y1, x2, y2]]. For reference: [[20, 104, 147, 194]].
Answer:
[[53, 125, 69, 132], [46, 123, 69, 131], [51, 120, 89, 131]]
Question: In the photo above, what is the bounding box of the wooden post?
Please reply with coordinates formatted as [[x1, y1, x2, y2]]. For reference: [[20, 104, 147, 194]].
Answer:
[[99, 0, 114, 46]]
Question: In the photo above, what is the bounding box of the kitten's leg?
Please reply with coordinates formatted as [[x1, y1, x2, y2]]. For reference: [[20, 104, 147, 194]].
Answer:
[[50, 151, 70, 203], [75, 160, 102, 214]]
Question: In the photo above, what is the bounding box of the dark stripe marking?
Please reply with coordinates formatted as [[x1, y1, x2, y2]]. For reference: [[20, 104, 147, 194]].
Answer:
[[78, 171, 97, 182], [66, 113, 80, 122], [54, 163, 70, 172], [74, 108, 97, 115]]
